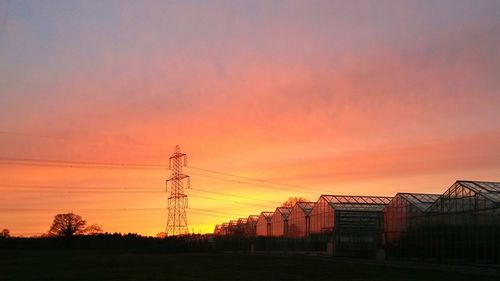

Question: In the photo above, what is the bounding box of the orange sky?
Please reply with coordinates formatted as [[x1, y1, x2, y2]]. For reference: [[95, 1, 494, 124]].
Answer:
[[1, 1, 500, 236]]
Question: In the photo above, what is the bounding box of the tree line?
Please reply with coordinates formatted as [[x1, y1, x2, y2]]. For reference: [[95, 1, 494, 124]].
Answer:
[[3, 197, 309, 238], [1, 212, 103, 238]]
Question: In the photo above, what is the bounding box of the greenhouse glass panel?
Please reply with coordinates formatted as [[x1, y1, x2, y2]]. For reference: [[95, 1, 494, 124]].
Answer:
[[270, 207, 292, 237], [256, 212, 274, 237], [288, 202, 315, 237]]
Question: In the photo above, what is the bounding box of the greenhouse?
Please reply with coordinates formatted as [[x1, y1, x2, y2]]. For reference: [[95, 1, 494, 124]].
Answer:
[[219, 223, 229, 235], [244, 215, 259, 236], [384, 193, 440, 244], [235, 218, 248, 235], [213, 224, 221, 236], [210, 180, 499, 262], [288, 202, 316, 237], [309, 195, 392, 256], [227, 220, 238, 235], [256, 211, 274, 236], [405, 180, 500, 263], [270, 207, 293, 236]]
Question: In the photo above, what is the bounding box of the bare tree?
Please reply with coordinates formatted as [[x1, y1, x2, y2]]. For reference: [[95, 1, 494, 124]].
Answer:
[[48, 213, 87, 236], [281, 196, 308, 208], [84, 224, 103, 235], [0, 228, 10, 238]]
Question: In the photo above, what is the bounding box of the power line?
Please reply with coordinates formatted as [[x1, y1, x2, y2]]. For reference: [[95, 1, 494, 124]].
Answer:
[[0, 156, 335, 194], [188, 170, 331, 195], [192, 187, 281, 205], [0, 157, 167, 169], [0, 189, 275, 209], [189, 171, 301, 193], [0, 184, 158, 190], [0, 187, 277, 211], [0, 207, 179, 211], [0, 188, 159, 194], [190, 194, 275, 209], [0, 207, 247, 218], [187, 165, 307, 189], [0, 184, 283, 205], [0, 161, 165, 171]]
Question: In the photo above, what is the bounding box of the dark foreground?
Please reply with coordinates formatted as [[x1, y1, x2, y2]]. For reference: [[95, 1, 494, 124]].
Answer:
[[1, 250, 499, 281]]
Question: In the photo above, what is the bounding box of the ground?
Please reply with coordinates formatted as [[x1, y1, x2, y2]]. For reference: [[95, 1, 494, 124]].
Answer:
[[1, 250, 499, 281]]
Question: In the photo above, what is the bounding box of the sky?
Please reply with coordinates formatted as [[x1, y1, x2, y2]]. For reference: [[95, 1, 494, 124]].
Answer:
[[0, 0, 500, 236]]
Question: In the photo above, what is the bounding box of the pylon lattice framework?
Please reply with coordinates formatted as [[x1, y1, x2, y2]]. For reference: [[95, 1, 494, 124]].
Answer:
[[165, 145, 190, 236]]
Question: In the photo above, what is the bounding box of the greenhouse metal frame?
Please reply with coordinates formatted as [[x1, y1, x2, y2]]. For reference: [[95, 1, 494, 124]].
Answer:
[[383, 193, 440, 256], [402, 181, 500, 263], [256, 211, 274, 237], [288, 202, 316, 237], [244, 215, 259, 236], [270, 207, 292, 237], [309, 195, 392, 256], [211, 180, 500, 263]]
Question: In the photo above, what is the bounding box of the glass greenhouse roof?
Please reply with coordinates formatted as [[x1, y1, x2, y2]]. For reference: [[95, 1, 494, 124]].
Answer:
[[426, 180, 500, 213], [458, 181, 500, 203], [247, 215, 260, 222], [398, 193, 441, 211], [260, 211, 274, 222], [274, 207, 293, 219], [320, 195, 392, 205], [295, 202, 316, 215]]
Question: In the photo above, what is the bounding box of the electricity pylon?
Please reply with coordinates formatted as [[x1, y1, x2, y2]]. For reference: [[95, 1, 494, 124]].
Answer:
[[165, 145, 190, 236]]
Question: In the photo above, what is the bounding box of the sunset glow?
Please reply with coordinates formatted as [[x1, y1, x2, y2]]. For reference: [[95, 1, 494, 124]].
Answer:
[[1, 1, 500, 236]]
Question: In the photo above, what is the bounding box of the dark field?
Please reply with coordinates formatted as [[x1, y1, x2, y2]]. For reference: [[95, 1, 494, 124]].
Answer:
[[1, 250, 499, 281]]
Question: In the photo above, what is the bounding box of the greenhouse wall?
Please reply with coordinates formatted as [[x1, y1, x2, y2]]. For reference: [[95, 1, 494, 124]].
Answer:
[[219, 223, 229, 236], [309, 196, 334, 234], [211, 180, 499, 263], [244, 215, 259, 237], [309, 195, 391, 256], [256, 212, 273, 237], [288, 202, 315, 238], [384, 193, 439, 246], [333, 209, 385, 256], [213, 224, 221, 235], [391, 181, 500, 263], [270, 207, 292, 237]]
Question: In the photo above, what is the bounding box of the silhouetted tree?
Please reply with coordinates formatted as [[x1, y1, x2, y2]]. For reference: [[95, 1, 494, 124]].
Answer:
[[0, 228, 10, 238], [281, 197, 308, 208], [49, 213, 87, 236], [84, 224, 104, 235]]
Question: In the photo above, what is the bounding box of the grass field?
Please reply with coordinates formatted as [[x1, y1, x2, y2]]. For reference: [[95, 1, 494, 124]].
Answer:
[[1, 250, 499, 281]]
